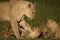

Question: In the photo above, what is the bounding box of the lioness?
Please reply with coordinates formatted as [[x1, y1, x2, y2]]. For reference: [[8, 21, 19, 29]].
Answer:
[[0, 0, 36, 39]]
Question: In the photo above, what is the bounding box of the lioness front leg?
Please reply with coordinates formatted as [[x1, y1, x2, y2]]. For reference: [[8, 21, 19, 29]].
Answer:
[[9, 14, 20, 39], [10, 3, 20, 39]]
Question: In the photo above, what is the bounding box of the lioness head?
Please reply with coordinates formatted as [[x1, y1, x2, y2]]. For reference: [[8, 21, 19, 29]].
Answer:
[[21, 1, 36, 20]]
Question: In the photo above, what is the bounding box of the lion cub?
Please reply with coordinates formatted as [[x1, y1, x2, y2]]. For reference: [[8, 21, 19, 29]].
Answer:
[[19, 19, 41, 38], [20, 27, 41, 39], [47, 19, 60, 38]]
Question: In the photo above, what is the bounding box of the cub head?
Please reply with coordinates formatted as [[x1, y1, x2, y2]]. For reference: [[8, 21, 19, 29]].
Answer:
[[47, 19, 58, 28]]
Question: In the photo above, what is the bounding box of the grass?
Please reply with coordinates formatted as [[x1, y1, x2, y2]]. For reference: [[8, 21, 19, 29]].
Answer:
[[0, 0, 60, 40]]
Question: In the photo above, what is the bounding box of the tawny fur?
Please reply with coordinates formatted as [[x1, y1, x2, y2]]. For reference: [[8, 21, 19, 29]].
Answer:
[[0, 1, 36, 39], [47, 19, 60, 38], [19, 20, 41, 39], [20, 27, 41, 39]]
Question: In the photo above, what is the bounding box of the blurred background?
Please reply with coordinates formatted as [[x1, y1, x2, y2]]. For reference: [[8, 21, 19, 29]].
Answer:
[[0, 0, 60, 40]]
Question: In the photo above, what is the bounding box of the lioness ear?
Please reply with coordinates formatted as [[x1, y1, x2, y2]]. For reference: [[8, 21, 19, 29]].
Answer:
[[32, 1, 36, 6]]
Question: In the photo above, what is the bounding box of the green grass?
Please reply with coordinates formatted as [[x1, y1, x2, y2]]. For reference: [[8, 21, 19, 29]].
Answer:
[[0, 0, 60, 40]]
